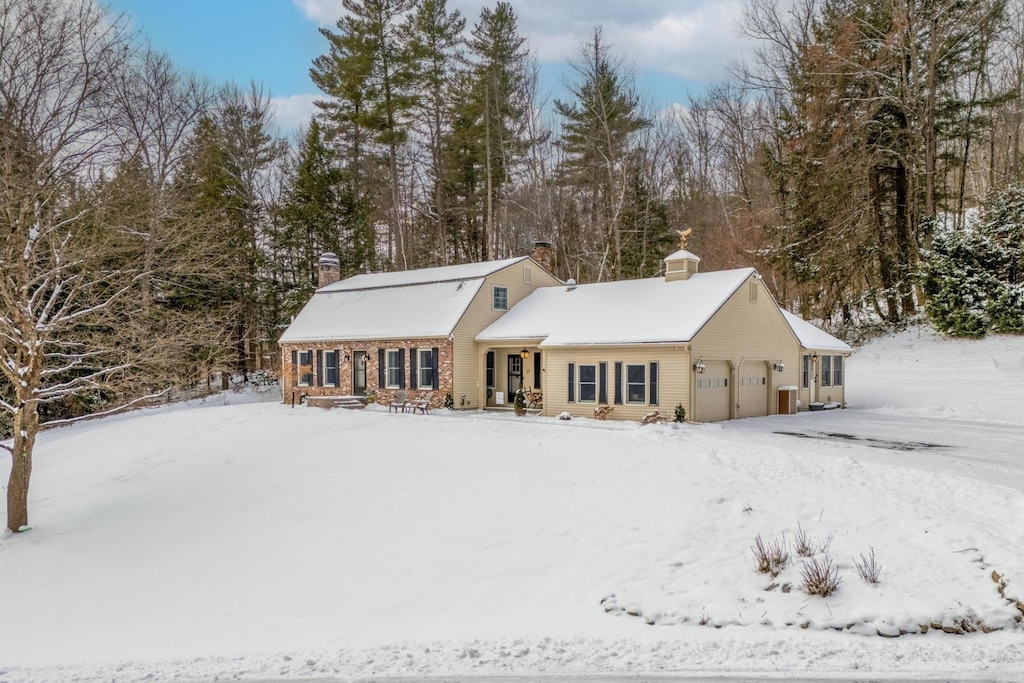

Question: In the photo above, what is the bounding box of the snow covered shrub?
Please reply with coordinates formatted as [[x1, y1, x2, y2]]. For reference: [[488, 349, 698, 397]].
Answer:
[[792, 522, 833, 557], [752, 533, 790, 577], [558, 411, 572, 420], [853, 547, 882, 584], [674, 403, 686, 422], [365, 390, 376, 404], [922, 183, 1024, 336], [513, 387, 526, 416], [443, 392, 454, 410], [800, 557, 841, 597]]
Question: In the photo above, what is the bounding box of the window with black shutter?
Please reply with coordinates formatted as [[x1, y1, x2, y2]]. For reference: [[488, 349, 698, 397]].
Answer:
[[568, 363, 575, 402], [649, 362, 659, 405], [614, 362, 622, 404]]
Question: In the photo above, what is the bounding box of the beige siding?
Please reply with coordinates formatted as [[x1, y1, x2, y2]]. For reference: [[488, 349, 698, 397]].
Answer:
[[542, 346, 689, 421], [690, 274, 801, 418], [452, 260, 560, 409]]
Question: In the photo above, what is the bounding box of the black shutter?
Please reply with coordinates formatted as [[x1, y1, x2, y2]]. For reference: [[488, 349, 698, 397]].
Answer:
[[397, 348, 406, 388], [410, 347, 418, 389], [336, 349, 343, 387], [486, 351, 495, 387], [316, 350, 323, 386], [431, 347, 439, 389], [568, 363, 575, 403], [377, 348, 385, 388], [291, 350, 297, 380], [599, 362, 608, 404], [650, 362, 659, 405], [614, 362, 623, 404], [533, 351, 541, 389]]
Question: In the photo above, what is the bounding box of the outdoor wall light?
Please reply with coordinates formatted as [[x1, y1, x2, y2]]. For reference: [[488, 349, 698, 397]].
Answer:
[[811, 352, 819, 363], [520, 348, 530, 360], [773, 360, 786, 372], [693, 359, 706, 374]]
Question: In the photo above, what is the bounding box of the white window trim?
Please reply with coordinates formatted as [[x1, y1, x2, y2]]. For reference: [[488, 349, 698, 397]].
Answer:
[[324, 350, 339, 387], [297, 350, 313, 387], [821, 355, 832, 387], [418, 349, 433, 389], [492, 286, 509, 311], [625, 363, 647, 405], [578, 364, 597, 403], [386, 349, 402, 389], [802, 354, 810, 389], [833, 355, 844, 387]]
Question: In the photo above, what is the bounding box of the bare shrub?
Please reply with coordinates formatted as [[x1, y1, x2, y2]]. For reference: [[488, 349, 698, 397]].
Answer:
[[854, 547, 882, 584], [800, 557, 841, 597], [752, 533, 790, 577], [793, 522, 833, 557]]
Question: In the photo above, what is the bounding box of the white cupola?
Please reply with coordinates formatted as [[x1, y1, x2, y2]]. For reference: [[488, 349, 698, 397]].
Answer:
[[664, 249, 700, 282]]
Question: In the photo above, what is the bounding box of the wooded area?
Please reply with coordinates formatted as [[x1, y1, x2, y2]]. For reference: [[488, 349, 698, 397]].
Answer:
[[3, 0, 1024, 530]]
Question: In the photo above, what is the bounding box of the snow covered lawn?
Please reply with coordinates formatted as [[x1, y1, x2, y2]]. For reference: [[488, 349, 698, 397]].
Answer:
[[2, 328, 1024, 681]]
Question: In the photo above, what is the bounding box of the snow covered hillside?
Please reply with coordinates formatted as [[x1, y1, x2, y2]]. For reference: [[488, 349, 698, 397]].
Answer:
[[2, 327, 1024, 682]]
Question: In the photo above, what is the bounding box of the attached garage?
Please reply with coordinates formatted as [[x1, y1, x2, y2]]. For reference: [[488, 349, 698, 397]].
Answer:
[[694, 361, 731, 422], [738, 361, 769, 418]]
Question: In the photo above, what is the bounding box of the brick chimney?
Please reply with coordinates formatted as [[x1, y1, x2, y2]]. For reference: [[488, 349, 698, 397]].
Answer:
[[530, 240, 555, 274], [318, 252, 341, 288]]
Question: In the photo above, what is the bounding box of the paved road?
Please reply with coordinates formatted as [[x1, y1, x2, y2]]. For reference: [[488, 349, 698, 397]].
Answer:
[[237, 676, 1011, 683], [721, 409, 1024, 492]]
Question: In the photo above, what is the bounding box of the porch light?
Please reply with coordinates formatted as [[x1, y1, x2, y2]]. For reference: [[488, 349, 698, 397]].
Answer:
[[693, 359, 706, 374], [773, 360, 785, 372], [811, 352, 819, 363], [520, 348, 530, 360]]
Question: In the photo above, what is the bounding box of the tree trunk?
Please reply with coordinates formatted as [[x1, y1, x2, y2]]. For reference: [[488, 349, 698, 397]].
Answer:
[[7, 403, 38, 533], [871, 166, 900, 323]]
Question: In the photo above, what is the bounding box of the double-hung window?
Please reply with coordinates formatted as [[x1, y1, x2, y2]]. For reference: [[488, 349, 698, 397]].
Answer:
[[386, 349, 402, 388], [578, 364, 597, 402], [298, 350, 313, 386], [802, 354, 810, 389], [833, 355, 844, 386], [324, 350, 339, 387], [418, 349, 434, 389], [626, 364, 646, 404], [821, 355, 832, 387], [492, 286, 508, 311]]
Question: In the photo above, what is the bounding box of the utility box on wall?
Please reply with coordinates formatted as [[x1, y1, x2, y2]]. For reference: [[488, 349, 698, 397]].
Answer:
[[777, 386, 797, 415]]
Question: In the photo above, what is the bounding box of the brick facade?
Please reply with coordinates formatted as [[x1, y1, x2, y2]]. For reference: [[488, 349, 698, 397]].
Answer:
[[281, 338, 454, 410]]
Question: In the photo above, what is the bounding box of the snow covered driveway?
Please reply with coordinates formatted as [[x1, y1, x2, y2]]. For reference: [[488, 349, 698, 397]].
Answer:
[[723, 410, 1024, 492]]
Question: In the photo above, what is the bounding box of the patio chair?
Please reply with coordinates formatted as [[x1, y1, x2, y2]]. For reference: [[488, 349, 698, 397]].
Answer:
[[389, 389, 410, 413], [409, 390, 434, 414]]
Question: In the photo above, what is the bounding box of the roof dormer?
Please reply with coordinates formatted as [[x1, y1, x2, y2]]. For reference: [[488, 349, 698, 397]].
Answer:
[[664, 249, 700, 282]]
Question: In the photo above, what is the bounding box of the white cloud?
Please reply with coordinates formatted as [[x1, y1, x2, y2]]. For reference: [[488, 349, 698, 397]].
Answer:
[[271, 93, 320, 134], [292, 0, 754, 84]]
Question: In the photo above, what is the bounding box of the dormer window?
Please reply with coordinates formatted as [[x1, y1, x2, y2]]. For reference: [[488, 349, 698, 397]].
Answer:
[[493, 286, 508, 311]]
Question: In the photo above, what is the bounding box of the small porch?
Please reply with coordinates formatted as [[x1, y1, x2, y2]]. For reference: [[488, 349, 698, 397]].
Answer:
[[477, 341, 545, 411]]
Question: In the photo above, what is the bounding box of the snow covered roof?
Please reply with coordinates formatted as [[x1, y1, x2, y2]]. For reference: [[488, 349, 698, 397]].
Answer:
[[664, 249, 701, 262], [320, 257, 529, 292], [781, 310, 853, 352], [477, 268, 756, 346], [280, 280, 483, 343]]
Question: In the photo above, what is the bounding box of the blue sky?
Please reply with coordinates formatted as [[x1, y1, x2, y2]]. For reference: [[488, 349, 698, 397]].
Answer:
[[108, 0, 753, 133]]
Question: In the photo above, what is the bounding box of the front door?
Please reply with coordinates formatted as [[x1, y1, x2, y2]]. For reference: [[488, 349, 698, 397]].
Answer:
[[507, 355, 522, 396], [352, 351, 367, 396]]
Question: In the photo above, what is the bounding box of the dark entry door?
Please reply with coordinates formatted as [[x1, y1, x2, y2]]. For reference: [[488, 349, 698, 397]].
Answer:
[[353, 351, 367, 396], [507, 355, 522, 395]]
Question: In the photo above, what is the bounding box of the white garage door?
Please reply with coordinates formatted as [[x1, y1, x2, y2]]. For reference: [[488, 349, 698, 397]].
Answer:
[[695, 361, 730, 422], [738, 362, 769, 419]]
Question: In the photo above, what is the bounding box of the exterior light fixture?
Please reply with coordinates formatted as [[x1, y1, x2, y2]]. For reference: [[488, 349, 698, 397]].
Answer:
[[811, 352, 819, 363], [520, 348, 530, 360], [773, 360, 785, 372], [693, 359, 706, 374]]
